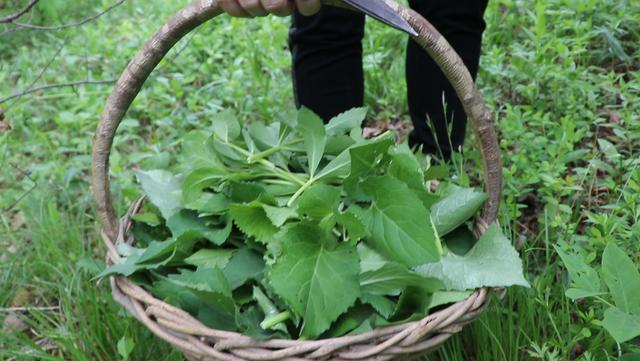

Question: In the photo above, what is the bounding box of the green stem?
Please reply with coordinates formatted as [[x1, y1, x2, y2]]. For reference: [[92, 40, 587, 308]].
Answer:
[[287, 177, 316, 207], [247, 138, 303, 163], [260, 311, 290, 330]]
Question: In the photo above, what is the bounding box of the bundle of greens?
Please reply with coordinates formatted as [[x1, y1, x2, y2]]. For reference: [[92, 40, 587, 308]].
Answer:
[[100, 107, 528, 339]]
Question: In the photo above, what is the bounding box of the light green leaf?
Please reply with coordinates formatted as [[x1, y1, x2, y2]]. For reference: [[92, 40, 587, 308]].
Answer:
[[357, 244, 388, 273], [554, 246, 604, 300], [388, 152, 425, 191], [295, 184, 341, 219], [428, 291, 473, 309], [602, 242, 640, 313], [360, 262, 443, 296], [262, 205, 298, 227], [268, 223, 360, 338], [135, 170, 182, 220], [184, 249, 234, 269], [344, 135, 395, 194], [297, 107, 326, 177], [168, 267, 231, 295], [357, 176, 442, 266], [180, 130, 223, 169], [230, 202, 278, 243], [325, 107, 368, 136], [117, 336, 134, 360], [212, 110, 241, 143], [416, 224, 529, 290], [315, 148, 351, 181], [431, 186, 487, 236], [602, 307, 640, 343]]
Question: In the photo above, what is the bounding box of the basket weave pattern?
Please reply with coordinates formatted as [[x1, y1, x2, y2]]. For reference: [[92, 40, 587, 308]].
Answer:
[[92, 0, 503, 360]]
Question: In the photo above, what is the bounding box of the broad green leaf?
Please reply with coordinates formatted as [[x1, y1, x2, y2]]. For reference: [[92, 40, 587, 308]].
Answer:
[[428, 291, 473, 309], [230, 202, 278, 243], [621, 353, 640, 361], [431, 186, 487, 236], [212, 110, 241, 142], [295, 184, 340, 219], [315, 148, 351, 181], [336, 211, 368, 242], [554, 246, 604, 300], [322, 304, 374, 338], [602, 307, 640, 343], [360, 262, 443, 296], [388, 152, 425, 191], [602, 242, 640, 313], [360, 293, 395, 318], [357, 243, 388, 273], [344, 135, 395, 195], [262, 205, 298, 227], [167, 266, 232, 296], [325, 135, 356, 156], [135, 170, 182, 220], [117, 336, 134, 360], [357, 176, 442, 266], [325, 107, 368, 136], [181, 130, 223, 169], [223, 247, 265, 289], [95, 254, 141, 278], [297, 107, 326, 177], [416, 224, 529, 290], [182, 167, 227, 204], [229, 181, 276, 204], [268, 223, 360, 338], [166, 210, 231, 245], [184, 192, 229, 214], [184, 249, 235, 269]]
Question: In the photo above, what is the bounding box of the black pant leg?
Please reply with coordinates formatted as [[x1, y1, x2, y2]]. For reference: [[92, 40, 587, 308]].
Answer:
[[289, 6, 366, 122], [407, 0, 489, 158]]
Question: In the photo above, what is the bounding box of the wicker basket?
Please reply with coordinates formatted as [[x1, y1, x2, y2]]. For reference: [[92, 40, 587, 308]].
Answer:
[[91, 0, 503, 359]]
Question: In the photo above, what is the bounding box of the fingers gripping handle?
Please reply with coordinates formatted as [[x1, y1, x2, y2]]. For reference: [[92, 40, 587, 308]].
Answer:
[[92, 0, 501, 241]]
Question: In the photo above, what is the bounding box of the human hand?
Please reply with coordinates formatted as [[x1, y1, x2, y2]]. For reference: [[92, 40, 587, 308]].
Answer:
[[218, 0, 321, 17]]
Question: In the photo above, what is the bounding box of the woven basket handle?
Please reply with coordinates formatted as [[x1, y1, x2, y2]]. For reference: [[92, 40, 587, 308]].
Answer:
[[92, 0, 502, 240]]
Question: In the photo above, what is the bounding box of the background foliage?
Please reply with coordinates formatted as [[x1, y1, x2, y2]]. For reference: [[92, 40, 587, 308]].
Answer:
[[1, 0, 639, 360]]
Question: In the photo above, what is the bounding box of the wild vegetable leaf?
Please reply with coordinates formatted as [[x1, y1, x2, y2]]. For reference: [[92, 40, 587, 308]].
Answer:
[[554, 246, 605, 300], [182, 167, 227, 204], [325, 107, 368, 136], [602, 307, 640, 343], [212, 110, 241, 143], [360, 262, 443, 296], [335, 211, 368, 242], [181, 130, 223, 169], [185, 249, 234, 269], [167, 210, 231, 245], [322, 304, 374, 338], [268, 223, 360, 338], [344, 135, 395, 195], [136, 170, 182, 220], [416, 223, 529, 290], [229, 202, 278, 243], [428, 291, 473, 309], [184, 192, 228, 214], [315, 148, 351, 181], [223, 247, 265, 289], [601, 242, 640, 313], [431, 186, 487, 236], [295, 184, 340, 219], [262, 205, 298, 227], [360, 293, 395, 318], [357, 176, 442, 266], [297, 107, 326, 177]]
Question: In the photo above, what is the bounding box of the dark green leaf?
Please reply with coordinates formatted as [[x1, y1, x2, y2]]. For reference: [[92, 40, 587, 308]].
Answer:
[[431, 186, 487, 236], [295, 183, 341, 219], [268, 223, 360, 338], [167, 210, 231, 245], [357, 176, 442, 266], [223, 247, 265, 289], [184, 249, 235, 269], [360, 262, 443, 296], [360, 293, 395, 319], [230, 202, 278, 243]]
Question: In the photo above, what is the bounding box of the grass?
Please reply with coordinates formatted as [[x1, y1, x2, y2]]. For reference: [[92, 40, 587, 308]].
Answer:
[[1, 0, 639, 360]]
